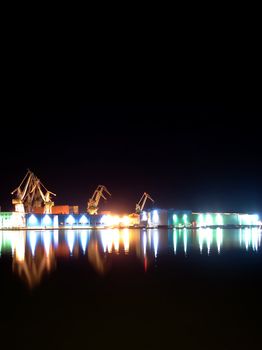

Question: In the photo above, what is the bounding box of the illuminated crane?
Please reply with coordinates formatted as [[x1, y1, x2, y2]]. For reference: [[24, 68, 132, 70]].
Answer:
[[11, 170, 56, 213], [32, 179, 56, 214], [11, 170, 35, 212], [135, 192, 154, 214], [87, 185, 111, 215]]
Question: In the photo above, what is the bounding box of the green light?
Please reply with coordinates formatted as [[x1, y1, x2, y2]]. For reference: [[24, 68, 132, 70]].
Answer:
[[198, 214, 204, 226], [216, 214, 223, 225], [206, 214, 213, 226], [173, 214, 178, 223], [183, 214, 187, 223]]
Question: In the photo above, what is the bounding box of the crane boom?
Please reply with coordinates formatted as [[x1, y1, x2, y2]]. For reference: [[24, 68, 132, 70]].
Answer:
[[135, 192, 154, 214]]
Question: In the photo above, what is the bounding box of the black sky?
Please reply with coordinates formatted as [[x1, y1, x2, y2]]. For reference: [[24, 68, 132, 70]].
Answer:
[[0, 44, 261, 214]]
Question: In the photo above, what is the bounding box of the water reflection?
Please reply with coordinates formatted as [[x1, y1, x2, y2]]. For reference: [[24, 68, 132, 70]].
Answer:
[[0, 227, 261, 288]]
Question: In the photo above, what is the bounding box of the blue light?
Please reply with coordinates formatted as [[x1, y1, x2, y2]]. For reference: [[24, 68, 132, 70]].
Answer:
[[43, 214, 52, 226], [28, 214, 37, 225], [29, 231, 37, 255], [66, 215, 75, 225], [79, 215, 88, 225], [80, 230, 89, 252], [66, 230, 75, 254]]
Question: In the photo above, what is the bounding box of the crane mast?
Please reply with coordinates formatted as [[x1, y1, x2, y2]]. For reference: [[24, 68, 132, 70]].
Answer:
[[135, 192, 154, 214], [87, 185, 111, 215]]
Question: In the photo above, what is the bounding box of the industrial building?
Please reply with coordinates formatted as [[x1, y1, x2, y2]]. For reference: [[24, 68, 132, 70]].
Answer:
[[0, 209, 260, 230], [140, 209, 261, 228]]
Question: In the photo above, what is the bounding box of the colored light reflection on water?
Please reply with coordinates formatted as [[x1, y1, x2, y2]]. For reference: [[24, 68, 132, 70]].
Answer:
[[0, 228, 261, 290], [1, 227, 262, 348]]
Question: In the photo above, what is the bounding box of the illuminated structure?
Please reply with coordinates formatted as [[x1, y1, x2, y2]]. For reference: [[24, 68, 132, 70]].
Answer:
[[11, 169, 56, 214], [87, 185, 111, 215], [135, 192, 154, 214]]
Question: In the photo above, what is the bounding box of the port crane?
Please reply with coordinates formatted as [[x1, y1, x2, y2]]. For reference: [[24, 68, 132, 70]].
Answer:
[[11, 170, 34, 213], [135, 192, 154, 214], [31, 178, 56, 214], [87, 185, 111, 215], [11, 170, 56, 213]]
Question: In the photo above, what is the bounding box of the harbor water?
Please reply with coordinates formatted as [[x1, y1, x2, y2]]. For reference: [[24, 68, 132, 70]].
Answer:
[[0, 228, 262, 349]]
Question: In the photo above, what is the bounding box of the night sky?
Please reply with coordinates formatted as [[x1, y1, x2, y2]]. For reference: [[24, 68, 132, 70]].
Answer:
[[0, 66, 261, 214]]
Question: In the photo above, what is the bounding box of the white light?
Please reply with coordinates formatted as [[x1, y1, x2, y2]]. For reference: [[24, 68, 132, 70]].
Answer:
[[80, 230, 88, 252], [142, 211, 147, 221], [80, 215, 88, 225], [198, 228, 204, 253], [152, 210, 159, 224], [216, 214, 223, 226], [66, 215, 75, 225], [143, 232, 147, 255], [173, 229, 177, 254], [123, 229, 129, 253], [252, 214, 259, 225], [53, 230, 59, 247], [183, 214, 187, 223], [206, 214, 213, 226], [216, 228, 223, 253], [43, 214, 52, 226], [113, 230, 120, 252], [29, 214, 37, 225], [183, 229, 187, 255], [67, 230, 75, 254], [206, 228, 212, 254], [29, 231, 37, 256], [43, 231, 52, 255], [101, 231, 107, 252], [198, 214, 205, 227], [153, 230, 158, 257]]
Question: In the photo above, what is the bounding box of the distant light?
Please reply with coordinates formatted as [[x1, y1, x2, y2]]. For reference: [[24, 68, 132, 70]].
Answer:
[[153, 230, 158, 257], [143, 232, 147, 255], [66, 215, 75, 225], [183, 230, 187, 255], [206, 214, 213, 226], [29, 231, 37, 256], [43, 214, 52, 226], [173, 214, 178, 223], [80, 230, 88, 252], [142, 211, 147, 221], [121, 216, 130, 227], [216, 228, 223, 253], [53, 230, 59, 247], [67, 231, 75, 254], [29, 214, 37, 225], [252, 214, 259, 225], [216, 214, 223, 226], [43, 231, 52, 255], [173, 229, 177, 254], [152, 210, 159, 224], [183, 214, 187, 224], [123, 229, 129, 253], [198, 214, 204, 227], [79, 215, 88, 225]]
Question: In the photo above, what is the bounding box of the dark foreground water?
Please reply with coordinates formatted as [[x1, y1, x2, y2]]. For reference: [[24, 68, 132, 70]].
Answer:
[[0, 228, 262, 349]]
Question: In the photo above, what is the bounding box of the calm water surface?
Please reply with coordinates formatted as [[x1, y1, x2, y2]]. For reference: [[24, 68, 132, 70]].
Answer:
[[1, 228, 262, 349]]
